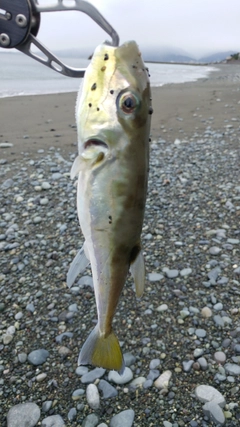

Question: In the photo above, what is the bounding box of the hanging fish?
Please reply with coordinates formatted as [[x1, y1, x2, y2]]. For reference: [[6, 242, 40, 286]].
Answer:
[[68, 40, 152, 373]]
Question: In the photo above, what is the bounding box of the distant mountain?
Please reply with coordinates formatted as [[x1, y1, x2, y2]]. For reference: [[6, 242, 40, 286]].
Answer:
[[54, 47, 238, 65], [141, 46, 195, 63], [198, 51, 237, 63]]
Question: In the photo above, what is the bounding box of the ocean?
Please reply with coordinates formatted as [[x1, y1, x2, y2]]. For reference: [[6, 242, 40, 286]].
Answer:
[[0, 51, 216, 98]]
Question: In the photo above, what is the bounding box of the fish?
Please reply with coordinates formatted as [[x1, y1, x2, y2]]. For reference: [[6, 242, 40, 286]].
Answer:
[[67, 40, 152, 373]]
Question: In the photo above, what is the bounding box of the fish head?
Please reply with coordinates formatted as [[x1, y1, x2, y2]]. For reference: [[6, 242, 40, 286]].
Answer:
[[76, 40, 152, 162]]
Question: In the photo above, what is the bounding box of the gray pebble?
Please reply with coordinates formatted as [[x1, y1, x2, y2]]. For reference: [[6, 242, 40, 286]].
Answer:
[[224, 363, 240, 375], [41, 415, 65, 427], [75, 366, 89, 376], [214, 351, 226, 364], [33, 216, 42, 224], [110, 409, 135, 427], [2, 178, 14, 189], [15, 311, 23, 320], [209, 246, 221, 255], [18, 352, 27, 363], [213, 302, 223, 311], [182, 360, 194, 372], [156, 303, 168, 312], [198, 357, 208, 370], [98, 379, 118, 398], [28, 349, 49, 365], [147, 369, 160, 381], [149, 358, 160, 370], [42, 182, 51, 190], [81, 368, 106, 384], [148, 272, 164, 281], [26, 303, 35, 313], [163, 422, 173, 427], [51, 172, 62, 180], [195, 384, 226, 407], [68, 303, 78, 312], [234, 344, 240, 353], [214, 373, 226, 382], [72, 389, 85, 400], [68, 408, 77, 422], [42, 401, 52, 413], [123, 352, 136, 367], [143, 379, 153, 389], [195, 329, 207, 338], [82, 413, 99, 427], [213, 315, 224, 327], [55, 332, 73, 344], [165, 269, 179, 279], [108, 367, 133, 384], [207, 267, 221, 282], [180, 267, 192, 276], [203, 401, 225, 426], [7, 403, 40, 427]]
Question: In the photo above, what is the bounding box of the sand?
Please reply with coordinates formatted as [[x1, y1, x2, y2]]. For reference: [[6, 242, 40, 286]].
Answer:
[[1, 63, 240, 166]]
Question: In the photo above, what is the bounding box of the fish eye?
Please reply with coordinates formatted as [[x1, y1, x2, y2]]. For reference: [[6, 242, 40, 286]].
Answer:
[[118, 92, 138, 114]]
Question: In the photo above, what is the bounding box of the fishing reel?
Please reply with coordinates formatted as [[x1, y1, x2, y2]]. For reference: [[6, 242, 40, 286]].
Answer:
[[0, 0, 119, 77]]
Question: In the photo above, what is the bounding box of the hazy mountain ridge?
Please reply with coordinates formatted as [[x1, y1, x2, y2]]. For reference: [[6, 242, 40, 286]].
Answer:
[[54, 47, 237, 64]]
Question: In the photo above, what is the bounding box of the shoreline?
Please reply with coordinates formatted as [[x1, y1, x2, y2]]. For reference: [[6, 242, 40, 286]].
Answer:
[[1, 63, 239, 164], [0, 62, 225, 100]]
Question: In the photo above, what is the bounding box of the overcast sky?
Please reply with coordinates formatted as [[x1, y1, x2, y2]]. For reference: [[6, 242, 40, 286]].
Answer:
[[5, 0, 240, 58]]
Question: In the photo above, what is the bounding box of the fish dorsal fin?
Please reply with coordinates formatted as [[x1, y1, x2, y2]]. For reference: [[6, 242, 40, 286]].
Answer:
[[70, 156, 82, 179], [67, 242, 90, 288], [130, 250, 145, 298]]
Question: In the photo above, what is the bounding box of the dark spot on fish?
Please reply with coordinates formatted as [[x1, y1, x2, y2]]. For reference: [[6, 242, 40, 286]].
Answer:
[[149, 137, 152, 142], [108, 215, 112, 224], [89, 103, 92, 107], [110, 90, 114, 95], [91, 83, 97, 90], [104, 53, 109, 61], [94, 152, 105, 164], [132, 65, 137, 69], [148, 106, 153, 115], [101, 66, 106, 71], [150, 97, 152, 101], [97, 107, 100, 111], [129, 244, 141, 264]]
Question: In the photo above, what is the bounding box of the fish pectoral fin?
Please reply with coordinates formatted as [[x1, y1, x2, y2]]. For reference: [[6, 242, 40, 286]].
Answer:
[[67, 242, 90, 288], [130, 250, 145, 298], [70, 156, 82, 179], [78, 325, 125, 374]]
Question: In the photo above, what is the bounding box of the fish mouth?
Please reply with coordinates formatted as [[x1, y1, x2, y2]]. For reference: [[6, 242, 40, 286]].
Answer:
[[84, 139, 108, 150]]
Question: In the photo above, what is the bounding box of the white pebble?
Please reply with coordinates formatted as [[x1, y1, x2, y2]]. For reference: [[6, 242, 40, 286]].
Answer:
[[154, 370, 172, 389], [86, 383, 100, 410]]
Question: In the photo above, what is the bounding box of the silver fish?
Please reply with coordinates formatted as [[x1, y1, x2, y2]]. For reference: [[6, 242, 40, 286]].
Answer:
[[68, 40, 152, 372]]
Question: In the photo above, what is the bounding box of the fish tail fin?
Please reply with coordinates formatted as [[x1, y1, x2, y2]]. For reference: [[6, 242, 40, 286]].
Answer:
[[78, 325, 125, 374]]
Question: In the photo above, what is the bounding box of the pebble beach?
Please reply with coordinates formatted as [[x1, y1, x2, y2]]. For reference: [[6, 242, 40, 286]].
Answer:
[[0, 63, 240, 426]]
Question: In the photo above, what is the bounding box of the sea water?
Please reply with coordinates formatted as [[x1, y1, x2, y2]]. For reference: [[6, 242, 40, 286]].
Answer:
[[0, 51, 216, 98]]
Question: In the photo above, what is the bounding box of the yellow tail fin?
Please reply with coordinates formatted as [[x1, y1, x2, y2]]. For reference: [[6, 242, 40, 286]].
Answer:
[[78, 325, 125, 373]]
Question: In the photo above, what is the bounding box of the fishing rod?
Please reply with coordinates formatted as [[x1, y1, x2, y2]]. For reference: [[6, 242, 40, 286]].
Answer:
[[0, 0, 119, 77]]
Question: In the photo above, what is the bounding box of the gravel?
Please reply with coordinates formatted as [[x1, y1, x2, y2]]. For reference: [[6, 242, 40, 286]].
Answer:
[[1, 83, 240, 426]]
